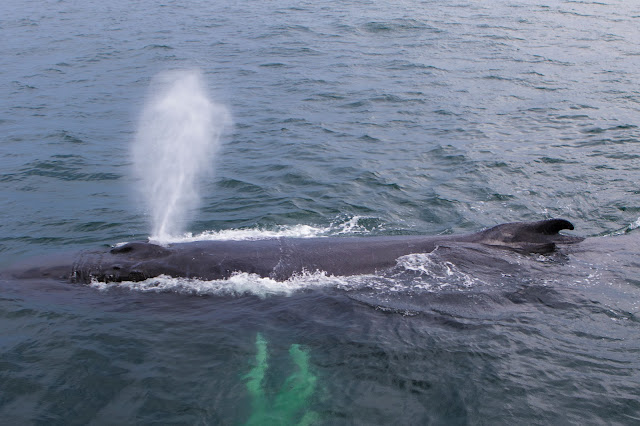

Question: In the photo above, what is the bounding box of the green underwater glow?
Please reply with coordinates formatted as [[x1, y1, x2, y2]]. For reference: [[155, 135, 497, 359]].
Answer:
[[244, 333, 318, 425]]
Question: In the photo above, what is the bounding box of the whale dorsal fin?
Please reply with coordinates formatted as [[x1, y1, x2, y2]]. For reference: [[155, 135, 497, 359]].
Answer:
[[475, 218, 583, 253], [529, 218, 574, 234]]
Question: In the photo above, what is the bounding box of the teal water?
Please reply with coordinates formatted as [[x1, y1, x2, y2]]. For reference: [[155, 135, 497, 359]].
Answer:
[[1, 0, 640, 424]]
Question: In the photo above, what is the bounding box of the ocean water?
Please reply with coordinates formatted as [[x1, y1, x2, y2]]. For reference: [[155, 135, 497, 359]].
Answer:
[[1, 0, 640, 424]]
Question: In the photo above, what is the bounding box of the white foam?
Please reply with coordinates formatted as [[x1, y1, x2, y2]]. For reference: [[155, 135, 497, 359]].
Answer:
[[332, 215, 373, 235], [150, 224, 327, 245], [149, 216, 375, 244], [606, 216, 640, 236], [395, 251, 479, 289], [90, 270, 352, 298]]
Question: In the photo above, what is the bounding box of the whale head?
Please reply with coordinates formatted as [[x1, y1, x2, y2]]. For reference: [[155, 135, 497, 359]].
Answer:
[[72, 241, 172, 283]]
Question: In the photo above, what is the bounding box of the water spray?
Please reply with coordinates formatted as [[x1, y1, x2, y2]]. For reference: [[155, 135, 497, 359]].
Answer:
[[132, 69, 231, 240]]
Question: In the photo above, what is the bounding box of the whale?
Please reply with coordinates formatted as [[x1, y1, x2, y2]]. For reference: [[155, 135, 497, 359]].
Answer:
[[5, 218, 586, 283]]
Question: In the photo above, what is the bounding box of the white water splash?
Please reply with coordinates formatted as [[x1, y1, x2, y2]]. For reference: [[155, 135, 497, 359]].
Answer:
[[149, 215, 375, 244], [395, 251, 479, 289], [133, 69, 232, 240], [150, 224, 326, 244], [90, 271, 353, 298], [605, 216, 640, 237]]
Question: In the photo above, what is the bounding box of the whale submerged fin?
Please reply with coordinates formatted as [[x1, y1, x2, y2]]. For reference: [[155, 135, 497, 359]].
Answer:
[[475, 218, 584, 253]]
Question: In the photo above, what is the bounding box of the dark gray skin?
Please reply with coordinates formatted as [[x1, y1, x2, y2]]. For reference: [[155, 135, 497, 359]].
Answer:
[[8, 219, 583, 283]]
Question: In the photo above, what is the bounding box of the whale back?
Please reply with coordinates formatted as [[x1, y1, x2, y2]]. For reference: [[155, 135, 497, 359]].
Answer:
[[63, 218, 585, 283]]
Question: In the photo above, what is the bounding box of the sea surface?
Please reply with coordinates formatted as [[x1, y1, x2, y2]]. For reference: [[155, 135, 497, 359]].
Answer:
[[2, 0, 640, 424]]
